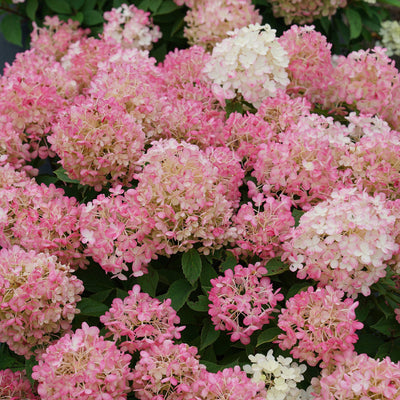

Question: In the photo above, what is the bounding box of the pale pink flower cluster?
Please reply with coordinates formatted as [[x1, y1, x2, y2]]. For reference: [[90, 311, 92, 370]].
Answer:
[[324, 47, 400, 130], [396, 308, 400, 324], [287, 188, 399, 296], [208, 263, 283, 344], [0, 246, 84, 358], [50, 96, 145, 190], [0, 369, 38, 399], [233, 196, 294, 262], [244, 350, 308, 400], [79, 188, 157, 278], [32, 323, 133, 399], [132, 340, 207, 399], [279, 25, 334, 104], [0, 162, 32, 189], [312, 351, 400, 399], [134, 139, 239, 256], [103, 3, 162, 50], [183, 0, 262, 51], [0, 180, 85, 269], [250, 114, 349, 210], [267, 0, 347, 24], [203, 23, 289, 108], [100, 284, 184, 353], [30, 15, 90, 61], [276, 286, 363, 367]]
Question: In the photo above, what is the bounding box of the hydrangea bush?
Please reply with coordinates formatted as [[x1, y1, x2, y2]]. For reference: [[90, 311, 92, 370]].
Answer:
[[1, 0, 400, 399]]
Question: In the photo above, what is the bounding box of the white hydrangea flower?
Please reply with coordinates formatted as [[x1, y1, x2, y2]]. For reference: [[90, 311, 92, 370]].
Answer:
[[203, 23, 289, 108], [244, 350, 308, 400], [377, 20, 400, 57]]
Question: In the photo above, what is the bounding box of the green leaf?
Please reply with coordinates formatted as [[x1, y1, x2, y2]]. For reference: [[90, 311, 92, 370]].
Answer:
[[345, 8, 363, 40], [200, 261, 218, 294], [0, 344, 24, 370], [82, 0, 96, 10], [116, 288, 130, 300], [378, 0, 400, 6], [187, 295, 209, 312], [162, 279, 196, 311], [149, 0, 162, 12], [83, 10, 104, 26], [200, 359, 239, 373], [138, 0, 151, 10], [264, 257, 289, 276], [319, 16, 330, 34], [26, 0, 39, 20], [74, 264, 116, 292], [200, 321, 220, 350], [0, 14, 22, 47], [70, 0, 85, 10], [24, 356, 37, 384], [78, 298, 109, 317], [256, 327, 282, 347], [182, 248, 202, 286], [135, 266, 159, 297], [154, 0, 180, 15], [376, 339, 400, 362], [371, 316, 397, 337], [355, 301, 371, 323], [292, 208, 304, 227], [54, 167, 80, 184], [220, 252, 237, 272], [89, 289, 113, 303], [45, 0, 71, 14], [286, 282, 312, 299]]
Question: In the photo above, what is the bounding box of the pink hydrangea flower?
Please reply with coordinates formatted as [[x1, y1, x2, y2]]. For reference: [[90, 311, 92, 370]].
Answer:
[[208, 263, 283, 344], [276, 286, 363, 367], [132, 340, 206, 399], [312, 351, 400, 399], [0, 246, 84, 358], [183, 0, 262, 51], [50, 96, 145, 190], [79, 188, 157, 278], [30, 15, 90, 61], [32, 323, 133, 400], [202, 366, 267, 399], [233, 196, 294, 262], [100, 284, 184, 353], [103, 3, 162, 50], [0, 162, 32, 189], [279, 25, 334, 105], [286, 188, 399, 297], [0, 369, 38, 399], [267, 0, 347, 24], [0, 180, 86, 269]]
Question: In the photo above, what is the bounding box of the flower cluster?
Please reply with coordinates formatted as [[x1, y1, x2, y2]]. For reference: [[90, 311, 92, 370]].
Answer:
[[32, 323, 133, 399], [0, 180, 85, 268], [377, 20, 400, 57], [0, 369, 38, 399], [132, 340, 206, 399], [100, 284, 184, 353], [276, 286, 363, 367], [233, 196, 294, 262], [50, 96, 145, 190], [267, 0, 347, 25], [102, 3, 162, 50], [287, 188, 398, 296], [279, 25, 334, 104], [0, 246, 84, 358], [183, 0, 262, 51], [203, 23, 289, 107], [208, 263, 283, 344], [312, 351, 400, 399], [244, 350, 308, 400]]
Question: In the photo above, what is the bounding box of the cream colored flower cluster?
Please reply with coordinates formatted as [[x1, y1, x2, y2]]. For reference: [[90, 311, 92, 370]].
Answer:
[[377, 20, 400, 56], [203, 23, 289, 108]]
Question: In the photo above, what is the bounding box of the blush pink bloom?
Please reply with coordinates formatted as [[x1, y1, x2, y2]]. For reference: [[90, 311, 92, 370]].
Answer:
[[312, 351, 400, 399], [0, 246, 84, 358], [0, 180, 86, 269], [286, 188, 399, 297], [276, 286, 363, 367], [0, 369, 38, 399], [132, 340, 207, 399], [208, 263, 283, 344], [183, 0, 262, 51], [100, 284, 184, 353], [32, 323, 133, 400], [49, 96, 145, 190]]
